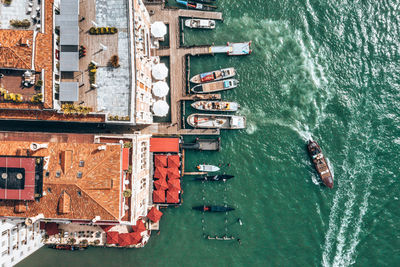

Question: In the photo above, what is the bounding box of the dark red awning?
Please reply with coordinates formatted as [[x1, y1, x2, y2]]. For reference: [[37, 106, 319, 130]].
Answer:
[[44, 223, 59, 236], [154, 155, 167, 167], [168, 178, 181, 191], [167, 167, 180, 179], [106, 231, 119, 244], [154, 166, 167, 179], [153, 190, 166, 203], [122, 148, 130, 171], [168, 155, 180, 168], [150, 138, 179, 153], [147, 206, 163, 222]]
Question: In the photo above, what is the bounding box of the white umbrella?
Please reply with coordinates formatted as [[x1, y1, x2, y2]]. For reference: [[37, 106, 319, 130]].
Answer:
[[152, 81, 169, 97], [151, 21, 167, 38], [152, 63, 168, 80], [152, 100, 169, 117]]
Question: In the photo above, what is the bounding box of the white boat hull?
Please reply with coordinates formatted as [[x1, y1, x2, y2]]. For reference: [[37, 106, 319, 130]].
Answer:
[[197, 164, 220, 172], [187, 113, 246, 129], [185, 19, 216, 29], [191, 101, 240, 112]]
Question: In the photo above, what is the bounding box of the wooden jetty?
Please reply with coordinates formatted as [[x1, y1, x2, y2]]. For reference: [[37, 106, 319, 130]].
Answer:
[[144, 4, 223, 136]]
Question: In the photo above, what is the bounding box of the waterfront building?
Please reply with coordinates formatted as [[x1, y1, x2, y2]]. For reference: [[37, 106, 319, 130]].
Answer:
[[0, 0, 158, 125], [0, 219, 44, 267]]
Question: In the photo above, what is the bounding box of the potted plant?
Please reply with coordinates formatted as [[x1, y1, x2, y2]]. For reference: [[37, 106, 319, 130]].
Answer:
[[123, 189, 132, 198]]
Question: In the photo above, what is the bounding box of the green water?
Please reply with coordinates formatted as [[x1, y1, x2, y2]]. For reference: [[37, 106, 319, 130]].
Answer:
[[19, 0, 399, 266]]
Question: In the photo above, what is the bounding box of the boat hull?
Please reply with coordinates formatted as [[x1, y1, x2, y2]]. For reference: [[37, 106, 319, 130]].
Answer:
[[191, 101, 240, 112], [307, 140, 334, 188], [190, 68, 236, 84], [187, 113, 246, 129], [197, 164, 220, 172], [185, 19, 216, 29], [192, 205, 235, 212], [191, 79, 238, 94]]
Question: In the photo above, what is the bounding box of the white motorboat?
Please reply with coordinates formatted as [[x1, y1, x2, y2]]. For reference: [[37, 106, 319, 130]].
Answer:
[[185, 19, 216, 29], [191, 101, 240, 112], [190, 67, 236, 84], [197, 164, 220, 172], [187, 113, 246, 129]]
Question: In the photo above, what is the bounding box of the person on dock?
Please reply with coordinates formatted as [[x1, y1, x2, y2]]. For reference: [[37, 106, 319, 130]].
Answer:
[[237, 238, 241, 245], [238, 218, 243, 226]]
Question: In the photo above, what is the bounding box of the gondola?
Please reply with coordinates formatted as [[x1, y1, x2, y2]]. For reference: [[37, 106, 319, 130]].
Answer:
[[192, 205, 235, 212], [194, 174, 234, 181]]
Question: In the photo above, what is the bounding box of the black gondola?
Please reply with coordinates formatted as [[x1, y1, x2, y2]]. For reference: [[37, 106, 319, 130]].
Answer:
[[194, 174, 234, 182], [191, 0, 216, 4], [192, 205, 235, 212]]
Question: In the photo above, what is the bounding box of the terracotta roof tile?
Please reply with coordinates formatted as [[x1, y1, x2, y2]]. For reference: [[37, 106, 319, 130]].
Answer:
[[0, 30, 33, 70], [0, 140, 125, 221]]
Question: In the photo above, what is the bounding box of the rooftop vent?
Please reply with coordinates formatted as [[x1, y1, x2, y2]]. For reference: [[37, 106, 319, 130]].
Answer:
[[98, 145, 107, 151], [30, 143, 48, 151], [79, 160, 85, 167], [77, 172, 82, 178], [55, 171, 61, 178]]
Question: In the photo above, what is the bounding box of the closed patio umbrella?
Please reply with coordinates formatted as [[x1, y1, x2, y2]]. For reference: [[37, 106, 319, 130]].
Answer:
[[152, 63, 168, 80], [151, 21, 167, 38], [152, 100, 169, 117], [152, 81, 169, 97], [153, 189, 166, 203], [147, 206, 163, 222], [154, 178, 168, 190], [168, 178, 181, 191]]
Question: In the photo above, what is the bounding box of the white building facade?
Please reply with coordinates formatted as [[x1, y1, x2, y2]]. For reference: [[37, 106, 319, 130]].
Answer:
[[0, 220, 44, 267]]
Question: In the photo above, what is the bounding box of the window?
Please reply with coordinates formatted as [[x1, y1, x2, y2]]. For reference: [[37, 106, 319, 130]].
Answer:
[[140, 142, 148, 170], [79, 160, 85, 167], [55, 171, 61, 178], [1, 230, 7, 236], [140, 177, 146, 190], [77, 172, 82, 178]]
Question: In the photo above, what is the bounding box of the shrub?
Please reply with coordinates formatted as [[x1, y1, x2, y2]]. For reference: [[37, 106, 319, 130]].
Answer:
[[10, 19, 30, 28]]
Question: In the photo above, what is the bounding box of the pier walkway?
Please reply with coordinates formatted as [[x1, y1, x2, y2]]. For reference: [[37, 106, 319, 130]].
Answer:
[[145, 4, 223, 135]]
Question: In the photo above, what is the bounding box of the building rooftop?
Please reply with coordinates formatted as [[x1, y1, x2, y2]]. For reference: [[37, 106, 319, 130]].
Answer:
[[0, 132, 130, 222]]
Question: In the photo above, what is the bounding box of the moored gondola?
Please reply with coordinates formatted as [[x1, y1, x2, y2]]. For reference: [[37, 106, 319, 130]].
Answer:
[[192, 205, 235, 212], [194, 174, 234, 181]]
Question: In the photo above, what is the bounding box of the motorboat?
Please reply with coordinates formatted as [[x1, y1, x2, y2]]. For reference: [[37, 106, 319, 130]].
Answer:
[[190, 67, 236, 84], [197, 164, 220, 172], [191, 101, 240, 112], [49, 245, 87, 251], [192, 205, 235, 212], [191, 79, 238, 94], [185, 19, 216, 29], [307, 140, 334, 188], [187, 114, 246, 129], [176, 0, 217, 10], [194, 174, 234, 181]]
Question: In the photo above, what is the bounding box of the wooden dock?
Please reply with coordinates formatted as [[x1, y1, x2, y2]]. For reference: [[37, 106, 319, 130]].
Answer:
[[144, 4, 223, 136]]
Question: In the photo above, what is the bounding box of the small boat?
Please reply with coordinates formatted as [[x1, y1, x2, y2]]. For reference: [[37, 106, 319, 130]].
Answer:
[[49, 245, 87, 251], [191, 101, 240, 112], [307, 140, 334, 188], [187, 114, 246, 129], [190, 67, 236, 84], [191, 79, 238, 94], [197, 164, 220, 172], [176, 0, 217, 11], [193, 205, 235, 212], [185, 19, 216, 29], [194, 174, 234, 181]]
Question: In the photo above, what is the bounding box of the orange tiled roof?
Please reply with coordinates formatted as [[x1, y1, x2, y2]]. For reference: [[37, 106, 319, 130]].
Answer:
[[0, 30, 33, 70], [0, 140, 124, 221]]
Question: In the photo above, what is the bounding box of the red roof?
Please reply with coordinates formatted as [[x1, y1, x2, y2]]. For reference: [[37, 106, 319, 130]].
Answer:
[[168, 179, 181, 191], [150, 138, 179, 153], [118, 233, 132, 246], [153, 190, 165, 203], [154, 155, 167, 167], [44, 222, 59, 236], [147, 206, 163, 222], [106, 231, 119, 244], [167, 167, 180, 179], [133, 219, 146, 233], [166, 190, 180, 204], [130, 231, 142, 244], [122, 148, 130, 171], [154, 166, 167, 179], [168, 155, 180, 168]]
